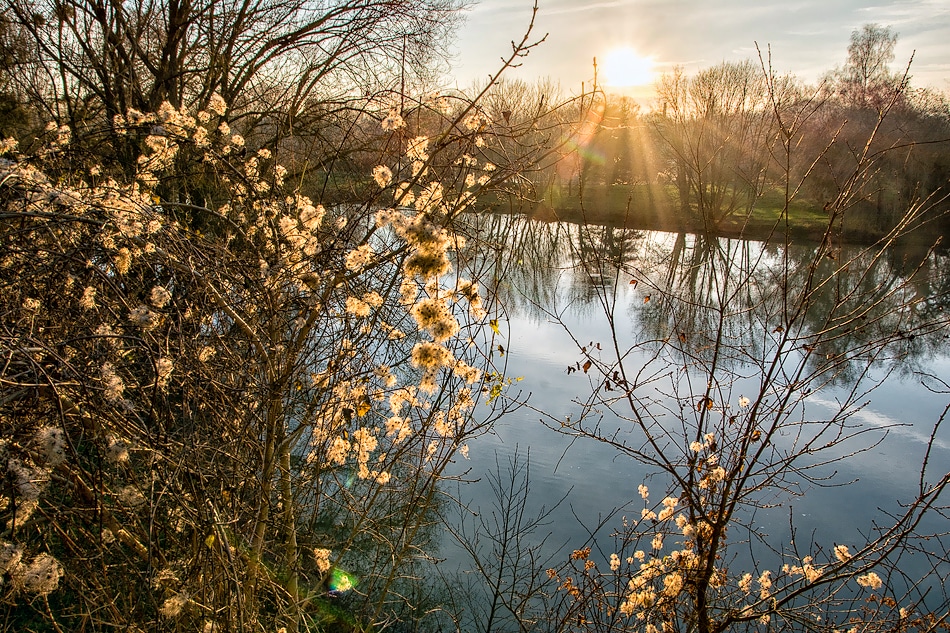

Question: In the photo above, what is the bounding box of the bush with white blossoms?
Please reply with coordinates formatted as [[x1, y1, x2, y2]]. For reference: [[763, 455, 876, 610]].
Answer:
[[0, 83, 543, 630]]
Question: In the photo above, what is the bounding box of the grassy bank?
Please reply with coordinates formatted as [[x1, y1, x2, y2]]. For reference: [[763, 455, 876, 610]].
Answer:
[[480, 183, 932, 245]]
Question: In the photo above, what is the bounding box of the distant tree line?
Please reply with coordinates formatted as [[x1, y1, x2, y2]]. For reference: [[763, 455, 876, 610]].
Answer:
[[554, 24, 950, 236]]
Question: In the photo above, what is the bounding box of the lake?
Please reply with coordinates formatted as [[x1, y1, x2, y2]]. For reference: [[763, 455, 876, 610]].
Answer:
[[440, 217, 950, 628]]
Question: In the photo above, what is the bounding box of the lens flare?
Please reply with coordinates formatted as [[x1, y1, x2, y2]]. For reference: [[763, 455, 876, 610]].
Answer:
[[328, 567, 357, 594], [556, 100, 606, 179]]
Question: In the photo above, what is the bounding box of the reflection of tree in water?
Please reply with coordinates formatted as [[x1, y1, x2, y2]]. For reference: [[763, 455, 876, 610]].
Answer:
[[627, 233, 950, 387], [897, 248, 950, 376], [456, 213, 570, 321], [458, 214, 648, 322], [624, 233, 950, 387], [567, 223, 645, 305], [468, 214, 950, 388], [782, 240, 949, 385], [626, 233, 777, 373]]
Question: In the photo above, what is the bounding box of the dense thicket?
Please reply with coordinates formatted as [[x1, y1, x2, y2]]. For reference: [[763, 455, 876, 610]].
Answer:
[[0, 2, 583, 630]]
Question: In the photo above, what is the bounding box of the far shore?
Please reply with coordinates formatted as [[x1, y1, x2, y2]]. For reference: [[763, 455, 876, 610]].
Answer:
[[479, 183, 947, 247]]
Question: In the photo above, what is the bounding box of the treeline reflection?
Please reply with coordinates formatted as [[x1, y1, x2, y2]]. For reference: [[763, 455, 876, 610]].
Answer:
[[458, 213, 950, 386]]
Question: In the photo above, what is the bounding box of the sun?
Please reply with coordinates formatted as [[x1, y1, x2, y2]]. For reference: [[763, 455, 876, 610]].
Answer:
[[600, 47, 655, 88]]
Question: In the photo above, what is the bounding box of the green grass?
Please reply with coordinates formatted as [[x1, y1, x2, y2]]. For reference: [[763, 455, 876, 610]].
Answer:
[[481, 182, 894, 242], [749, 190, 830, 230]]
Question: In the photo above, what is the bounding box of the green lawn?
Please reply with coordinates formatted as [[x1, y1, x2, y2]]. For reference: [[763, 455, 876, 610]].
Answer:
[[481, 182, 892, 243]]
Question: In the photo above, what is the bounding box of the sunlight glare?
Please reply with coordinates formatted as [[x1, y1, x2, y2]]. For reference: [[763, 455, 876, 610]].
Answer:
[[600, 47, 655, 88]]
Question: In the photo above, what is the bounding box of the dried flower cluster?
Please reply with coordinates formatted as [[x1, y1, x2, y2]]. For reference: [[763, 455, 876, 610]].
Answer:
[[0, 84, 512, 630]]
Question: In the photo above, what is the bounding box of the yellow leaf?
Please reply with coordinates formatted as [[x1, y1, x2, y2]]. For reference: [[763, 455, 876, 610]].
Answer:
[[489, 319, 500, 335], [356, 398, 371, 417], [205, 534, 216, 549]]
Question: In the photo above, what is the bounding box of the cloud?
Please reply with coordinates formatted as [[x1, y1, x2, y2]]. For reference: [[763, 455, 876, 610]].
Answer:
[[541, 0, 633, 16], [807, 395, 950, 451], [451, 0, 950, 89]]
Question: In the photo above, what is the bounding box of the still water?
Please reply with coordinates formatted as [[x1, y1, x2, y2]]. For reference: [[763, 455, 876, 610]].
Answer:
[[442, 218, 950, 616]]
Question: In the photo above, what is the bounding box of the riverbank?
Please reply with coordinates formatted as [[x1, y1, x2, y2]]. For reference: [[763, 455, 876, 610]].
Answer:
[[481, 183, 943, 246]]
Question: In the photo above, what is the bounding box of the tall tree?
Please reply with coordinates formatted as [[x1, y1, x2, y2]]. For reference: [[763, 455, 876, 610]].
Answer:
[[838, 23, 901, 110], [2, 0, 466, 132], [654, 61, 781, 230]]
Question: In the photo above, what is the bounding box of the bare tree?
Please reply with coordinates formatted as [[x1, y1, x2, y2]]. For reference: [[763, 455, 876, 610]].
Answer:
[[654, 61, 782, 231], [837, 24, 900, 111], [1, 0, 467, 146]]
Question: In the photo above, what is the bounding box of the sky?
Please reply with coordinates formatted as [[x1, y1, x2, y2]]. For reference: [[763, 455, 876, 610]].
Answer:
[[448, 0, 950, 101]]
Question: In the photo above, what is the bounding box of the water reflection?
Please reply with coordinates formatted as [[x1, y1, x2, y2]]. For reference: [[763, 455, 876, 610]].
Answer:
[[446, 214, 950, 622], [459, 214, 950, 385]]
